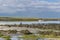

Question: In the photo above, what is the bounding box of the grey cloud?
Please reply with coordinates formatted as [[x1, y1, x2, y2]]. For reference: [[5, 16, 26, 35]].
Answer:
[[0, 0, 60, 13]]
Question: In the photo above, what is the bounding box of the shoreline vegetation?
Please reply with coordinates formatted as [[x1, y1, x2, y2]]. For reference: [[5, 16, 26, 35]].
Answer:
[[0, 23, 60, 38], [0, 17, 60, 40], [0, 17, 60, 21]]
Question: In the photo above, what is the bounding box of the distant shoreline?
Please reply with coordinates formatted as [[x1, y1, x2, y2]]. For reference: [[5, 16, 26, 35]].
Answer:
[[0, 17, 60, 21]]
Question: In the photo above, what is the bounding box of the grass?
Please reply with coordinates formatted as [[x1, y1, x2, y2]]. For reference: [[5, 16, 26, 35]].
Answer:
[[0, 34, 59, 40], [0, 33, 3, 37], [0, 17, 60, 21], [18, 34, 60, 40], [1, 36, 11, 40], [18, 34, 60, 38], [0, 33, 11, 40], [23, 35, 39, 38], [0, 17, 39, 21]]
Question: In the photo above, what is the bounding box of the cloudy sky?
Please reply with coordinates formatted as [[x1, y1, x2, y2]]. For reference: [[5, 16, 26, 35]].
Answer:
[[0, 0, 60, 18]]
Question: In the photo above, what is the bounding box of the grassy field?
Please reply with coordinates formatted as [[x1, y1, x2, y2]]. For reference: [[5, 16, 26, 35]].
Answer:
[[0, 34, 60, 40], [0, 17, 60, 21], [18, 34, 60, 40], [0, 17, 39, 21]]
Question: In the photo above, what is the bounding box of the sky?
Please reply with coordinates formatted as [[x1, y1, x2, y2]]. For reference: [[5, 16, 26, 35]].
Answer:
[[0, 0, 60, 18]]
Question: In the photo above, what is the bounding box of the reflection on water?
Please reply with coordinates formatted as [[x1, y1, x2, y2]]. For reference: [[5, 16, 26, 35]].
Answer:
[[0, 38, 24, 40], [0, 38, 5, 40], [0, 38, 59, 40], [0, 34, 24, 40], [10, 34, 23, 40], [38, 38, 48, 40], [0, 21, 38, 25], [11, 37, 20, 40], [11, 38, 18, 40], [0, 21, 60, 25], [10, 36, 24, 40]]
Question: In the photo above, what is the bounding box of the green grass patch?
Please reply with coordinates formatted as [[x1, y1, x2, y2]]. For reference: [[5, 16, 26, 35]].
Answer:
[[19, 34, 60, 38]]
